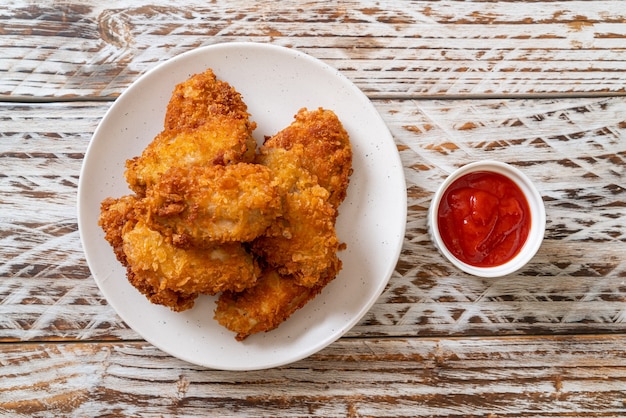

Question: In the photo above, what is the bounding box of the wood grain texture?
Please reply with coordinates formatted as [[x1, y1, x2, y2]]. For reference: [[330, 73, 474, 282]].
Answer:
[[356, 96, 626, 337], [1, 97, 624, 342], [2, 2, 626, 414], [1, 0, 625, 99], [0, 102, 135, 342], [1, 335, 625, 417]]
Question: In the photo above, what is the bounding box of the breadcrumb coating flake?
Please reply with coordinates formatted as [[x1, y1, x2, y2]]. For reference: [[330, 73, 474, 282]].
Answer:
[[98, 195, 140, 265]]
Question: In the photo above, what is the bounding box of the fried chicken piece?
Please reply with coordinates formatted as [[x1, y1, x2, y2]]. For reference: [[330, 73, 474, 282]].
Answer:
[[252, 145, 341, 288], [99, 195, 197, 310], [263, 107, 352, 209], [125, 70, 257, 196], [99, 195, 260, 312], [124, 116, 255, 196], [101, 74, 354, 337], [141, 163, 282, 245], [216, 110, 353, 338], [214, 266, 338, 341], [121, 220, 260, 312], [98, 195, 140, 265], [164, 69, 251, 131], [164, 68, 257, 162]]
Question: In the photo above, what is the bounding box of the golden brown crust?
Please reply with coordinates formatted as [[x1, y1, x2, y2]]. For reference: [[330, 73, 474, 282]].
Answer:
[[98, 195, 140, 266], [124, 117, 255, 196], [164, 69, 251, 131], [125, 69, 258, 196], [99, 71, 353, 338], [214, 267, 337, 341], [140, 163, 282, 245], [99, 194, 261, 312], [164, 68, 257, 163], [263, 107, 352, 209], [122, 221, 260, 310], [252, 146, 341, 288]]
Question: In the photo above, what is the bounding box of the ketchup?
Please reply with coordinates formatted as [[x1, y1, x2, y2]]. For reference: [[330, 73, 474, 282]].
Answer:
[[437, 171, 531, 267]]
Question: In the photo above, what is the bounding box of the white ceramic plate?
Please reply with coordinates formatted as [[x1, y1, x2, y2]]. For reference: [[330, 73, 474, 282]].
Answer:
[[78, 42, 406, 370]]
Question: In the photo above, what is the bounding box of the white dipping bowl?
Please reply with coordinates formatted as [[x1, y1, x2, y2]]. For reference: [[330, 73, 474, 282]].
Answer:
[[428, 161, 546, 277]]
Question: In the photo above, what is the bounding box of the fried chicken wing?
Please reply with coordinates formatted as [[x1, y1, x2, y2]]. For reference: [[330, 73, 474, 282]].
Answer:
[[214, 266, 337, 341], [141, 163, 282, 245], [263, 107, 352, 209], [252, 145, 341, 288]]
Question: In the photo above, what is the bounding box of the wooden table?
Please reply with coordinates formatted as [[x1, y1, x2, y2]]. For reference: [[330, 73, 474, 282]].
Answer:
[[1, 1, 625, 416]]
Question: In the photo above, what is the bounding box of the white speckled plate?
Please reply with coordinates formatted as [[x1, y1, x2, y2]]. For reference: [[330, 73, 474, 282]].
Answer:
[[77, 42, 406, 370]]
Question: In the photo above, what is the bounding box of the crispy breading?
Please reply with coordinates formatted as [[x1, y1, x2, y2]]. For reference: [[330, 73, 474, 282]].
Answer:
[[101, 71, 266, 313], [214, 267, 337, 341], [164, 69, 251, 131], [140, 163, 282, 245], [124, 117, 255, 196], [99, 194, 261, 312], [125, 69, 257, 196], [98, 195, 140, 265], [99, 69, 354, 339], [263, 107, 352, 209], [252, 145, 341, 288], [164, 68, 257, 162], [99, 195, 197, 310], [122, 220, 260, 311]]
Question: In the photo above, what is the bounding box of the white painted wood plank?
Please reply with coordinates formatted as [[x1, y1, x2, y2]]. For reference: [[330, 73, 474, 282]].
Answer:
[[0, 97, 624, 342], [1, 336, 625, 416], [1, 1, 625, 98]]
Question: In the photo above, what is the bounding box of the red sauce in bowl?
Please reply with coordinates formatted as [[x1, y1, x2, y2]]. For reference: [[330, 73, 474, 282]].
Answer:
[[436, 171, 531, 267]]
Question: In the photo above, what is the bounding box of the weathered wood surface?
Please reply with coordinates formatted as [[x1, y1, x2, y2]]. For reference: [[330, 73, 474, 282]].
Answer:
[[1, 97, 624, 342], [1, 0, 626, 99], [2, 335, 626, 417], [1, 0, 626, 416]]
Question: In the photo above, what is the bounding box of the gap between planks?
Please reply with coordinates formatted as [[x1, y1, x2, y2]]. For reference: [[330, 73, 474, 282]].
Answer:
[[2, 90, 626, 105], [2, 332, 625, 347]]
